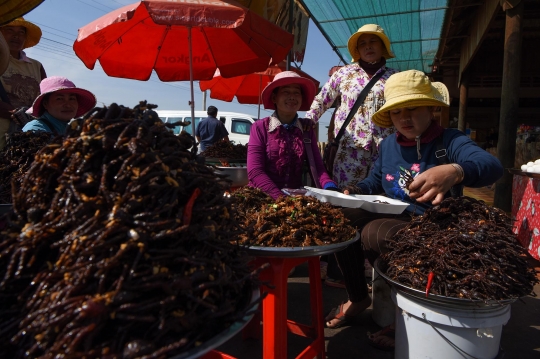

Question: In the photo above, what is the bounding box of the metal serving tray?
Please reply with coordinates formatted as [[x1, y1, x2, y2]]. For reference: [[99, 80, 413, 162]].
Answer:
[[171, 286, 260, 359], [247, 231, 359, 258], [374, 258, 515, 309], [204, 157, 247, 165], [215, 166, 248, 187], [507, 168, 540, 179]]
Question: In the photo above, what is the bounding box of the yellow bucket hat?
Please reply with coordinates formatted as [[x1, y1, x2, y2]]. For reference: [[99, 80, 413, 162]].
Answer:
[[1, 17, 42, 49], [348, 24, 395, 62], [372, 70, 450, 128], [0, 35, 8, 75]]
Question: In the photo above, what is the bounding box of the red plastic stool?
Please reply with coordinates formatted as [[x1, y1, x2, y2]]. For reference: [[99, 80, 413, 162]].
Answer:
[[243, 256, 325, 359]]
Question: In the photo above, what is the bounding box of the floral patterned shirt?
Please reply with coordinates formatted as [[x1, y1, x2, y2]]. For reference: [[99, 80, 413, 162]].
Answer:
[[306, 63, 398, 187]]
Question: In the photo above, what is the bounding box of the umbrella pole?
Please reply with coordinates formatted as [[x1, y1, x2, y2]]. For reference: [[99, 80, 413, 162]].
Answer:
[[188, 26, 196, 138]]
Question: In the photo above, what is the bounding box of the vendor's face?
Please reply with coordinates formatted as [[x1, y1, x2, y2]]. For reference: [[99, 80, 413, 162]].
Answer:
[[43, 92, 79, 122], [0, 26, 26, 54], [389, 106, 433, 140], [356, 34, 383, 63], [272, 84, 302, 118]]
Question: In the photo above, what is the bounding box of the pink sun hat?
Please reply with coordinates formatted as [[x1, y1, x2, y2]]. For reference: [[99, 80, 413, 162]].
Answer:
[[29, 76, 97, 117], [261, 71, 317, 111]]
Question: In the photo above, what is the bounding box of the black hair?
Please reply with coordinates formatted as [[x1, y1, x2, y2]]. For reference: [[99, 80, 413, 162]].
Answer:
[[207, 106, 218, 117]]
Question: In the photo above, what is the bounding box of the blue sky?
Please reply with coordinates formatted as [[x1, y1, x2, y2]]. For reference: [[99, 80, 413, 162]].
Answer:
[[22, 0, 344, 141]]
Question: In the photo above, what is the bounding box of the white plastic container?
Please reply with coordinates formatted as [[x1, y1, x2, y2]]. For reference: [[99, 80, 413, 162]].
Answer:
[[371, 267, 395, 327], [392, 288, 510, 359]]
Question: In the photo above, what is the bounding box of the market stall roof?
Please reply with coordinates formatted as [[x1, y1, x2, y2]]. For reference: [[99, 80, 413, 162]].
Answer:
[[299, 0, 448, 72]]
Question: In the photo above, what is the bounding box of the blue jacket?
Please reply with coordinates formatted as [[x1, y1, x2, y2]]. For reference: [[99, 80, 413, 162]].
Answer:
[[357, 129, 503, 215], [196, 116, 229, 152], [22, 112, 69, 135]]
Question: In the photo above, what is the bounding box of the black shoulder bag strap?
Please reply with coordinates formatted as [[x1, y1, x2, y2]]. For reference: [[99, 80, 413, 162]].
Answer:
[[302, 127, 320, 188], [38, 116, 59, 135], [435, 132, 463, 198], [0, 81, 11, 104], [330, 69, 386, 149]]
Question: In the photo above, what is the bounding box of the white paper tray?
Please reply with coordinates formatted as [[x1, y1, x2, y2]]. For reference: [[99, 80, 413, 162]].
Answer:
[[352, 195, 409, 214], [304, 187, 408, 214]]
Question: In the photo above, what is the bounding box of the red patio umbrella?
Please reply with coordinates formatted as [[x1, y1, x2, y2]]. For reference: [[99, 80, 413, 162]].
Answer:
[[199, 62, 319, 119], [73, 0, 293, 135]]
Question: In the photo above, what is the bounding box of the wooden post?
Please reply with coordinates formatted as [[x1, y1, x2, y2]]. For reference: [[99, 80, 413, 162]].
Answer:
[[286, 0, 294, 71], [457, 71, 469, 133], [494, 1, 523, 211]]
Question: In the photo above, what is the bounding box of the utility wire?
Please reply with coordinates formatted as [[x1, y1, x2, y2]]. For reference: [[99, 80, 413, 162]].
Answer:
[[40, 31, 75, 42], [89, 0, 116, 11], [41, 37, 73, 48], [33, 22, 77, 37], [74, 0, 109, 13]]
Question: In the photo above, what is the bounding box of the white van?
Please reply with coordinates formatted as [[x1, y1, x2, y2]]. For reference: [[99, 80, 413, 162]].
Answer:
[[156, 110, 256, 145]]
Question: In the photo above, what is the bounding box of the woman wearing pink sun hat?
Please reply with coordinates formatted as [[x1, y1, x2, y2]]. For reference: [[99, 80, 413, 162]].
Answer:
[[23, 76, 96, 135], [247, 71, 338, 199]]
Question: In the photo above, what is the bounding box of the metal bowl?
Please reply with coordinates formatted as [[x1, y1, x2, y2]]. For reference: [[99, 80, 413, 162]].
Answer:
[[0, 204, 13, 215], [205, 157, 247, 166], [215, 166, 248, 187], [247, 231, 360, 258], [373, 258, 515, 309], [171, 286, 260, 359]]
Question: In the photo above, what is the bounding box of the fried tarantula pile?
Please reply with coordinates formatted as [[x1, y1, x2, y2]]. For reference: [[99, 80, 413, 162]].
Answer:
[[232, 186, 356, 247], [0, 102, 258, 358], [0, 131, 56, 203], [381, 196, 538, 301], [201, 141, 247, 165]]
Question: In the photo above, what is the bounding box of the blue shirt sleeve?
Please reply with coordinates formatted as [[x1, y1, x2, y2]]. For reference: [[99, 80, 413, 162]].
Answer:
[[22, 119, 53, 133], [443, 130, 503, 187]]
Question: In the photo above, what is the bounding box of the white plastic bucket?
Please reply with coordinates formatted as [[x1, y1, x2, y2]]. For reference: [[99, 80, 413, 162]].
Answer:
[[371, 267, 395, 327], [392, 288, 510, 359]]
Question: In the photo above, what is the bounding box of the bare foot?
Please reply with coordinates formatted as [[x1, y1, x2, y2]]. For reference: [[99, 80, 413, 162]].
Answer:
[[368, 324, 395, 351], [325, 295, 371, 328]]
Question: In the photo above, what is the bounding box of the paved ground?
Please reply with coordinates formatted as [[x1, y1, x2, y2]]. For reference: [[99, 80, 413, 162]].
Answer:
[[218, 259, 540, 359]]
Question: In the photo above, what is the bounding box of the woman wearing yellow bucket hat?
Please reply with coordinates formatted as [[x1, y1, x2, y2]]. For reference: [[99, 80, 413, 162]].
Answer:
[[0, 17, 47, 149], [324, 71, 504, 349], [306, 24, 398, 188]]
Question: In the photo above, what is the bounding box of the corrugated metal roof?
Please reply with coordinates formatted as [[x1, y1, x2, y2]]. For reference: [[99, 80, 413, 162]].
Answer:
[[300, 0, 448, 72]]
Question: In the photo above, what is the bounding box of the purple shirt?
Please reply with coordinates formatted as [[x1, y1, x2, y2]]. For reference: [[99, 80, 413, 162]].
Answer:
[[247, 115, 336, 199]]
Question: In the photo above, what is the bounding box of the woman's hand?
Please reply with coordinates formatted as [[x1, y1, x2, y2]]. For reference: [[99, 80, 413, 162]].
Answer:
[[341, 185, 363, 195], [408, 164, 462, 205]]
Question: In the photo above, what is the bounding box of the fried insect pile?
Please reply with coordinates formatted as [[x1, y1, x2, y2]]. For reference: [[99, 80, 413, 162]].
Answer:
[[0, 102, 257, 358], [201, 141, 248, 164], [381, 197, 538, 301], [232, 186, 356, 247], [0, 131, 55, 203]]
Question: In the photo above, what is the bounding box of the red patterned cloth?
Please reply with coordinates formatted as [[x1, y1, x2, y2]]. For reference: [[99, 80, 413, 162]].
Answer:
[[512, 174, 540, 260]]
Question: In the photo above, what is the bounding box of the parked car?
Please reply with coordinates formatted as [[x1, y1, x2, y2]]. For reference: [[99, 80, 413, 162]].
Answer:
[[156, 110, 256, 145]]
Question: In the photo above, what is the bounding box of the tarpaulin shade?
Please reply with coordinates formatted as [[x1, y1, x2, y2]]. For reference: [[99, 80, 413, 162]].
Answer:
[[73, 0, 294, 82], [301, 0, 447, 72]]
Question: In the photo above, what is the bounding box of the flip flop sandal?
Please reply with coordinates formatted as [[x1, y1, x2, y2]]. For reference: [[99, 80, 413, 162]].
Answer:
[[325, 302, 357, 329], [367, 325, 395, 351], [324, 277, 346, 289]]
